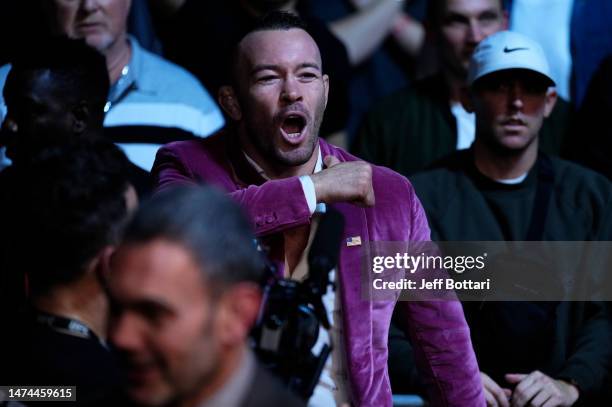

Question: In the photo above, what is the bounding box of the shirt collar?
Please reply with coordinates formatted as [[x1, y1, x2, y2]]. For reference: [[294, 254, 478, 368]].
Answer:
[[105, 36, 145, 112]]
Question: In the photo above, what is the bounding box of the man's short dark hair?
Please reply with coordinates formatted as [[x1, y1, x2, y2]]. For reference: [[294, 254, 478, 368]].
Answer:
[[247, 10, 308, 34], [228, 11, 310, 87], [17, 137, 131, 295], [122, 186, 265, 287], [4, 36, 109, 124]]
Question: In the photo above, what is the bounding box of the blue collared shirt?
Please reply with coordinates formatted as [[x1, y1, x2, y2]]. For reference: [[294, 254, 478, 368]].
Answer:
[[0, 36, 225, 171], [103, 36, 225, 170]]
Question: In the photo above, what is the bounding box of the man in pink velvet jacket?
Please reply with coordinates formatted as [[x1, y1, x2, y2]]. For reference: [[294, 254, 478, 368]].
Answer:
[[152, 11, 484, 407]]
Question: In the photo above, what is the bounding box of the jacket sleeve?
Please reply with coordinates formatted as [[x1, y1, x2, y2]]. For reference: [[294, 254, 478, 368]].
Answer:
[[555, 302, 612, 401], [395, 189, 485, 407], [557, 198, 612, 399], [153, 144, 312, 236]]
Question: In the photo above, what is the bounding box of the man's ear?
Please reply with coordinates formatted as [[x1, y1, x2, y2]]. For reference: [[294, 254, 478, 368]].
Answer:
[[218, 86, 242, 121], [72, 101, 90, 134], [543, 87, 558, 118], [215, 283, 262, 347], [460, 86, 475, 113], [93, 245, 115, 283], [323, 74, 329, 109]]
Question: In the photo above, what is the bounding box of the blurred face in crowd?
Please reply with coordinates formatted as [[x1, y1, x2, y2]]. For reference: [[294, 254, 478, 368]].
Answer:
[[222, 28, 329, 178], [439, 0, 507, 77], [108, 239, 260, 407], [3, 70, 72, 138], [468, 69, 557, 154], [1, 70, 87, 160], [44, 0, 131, 54]]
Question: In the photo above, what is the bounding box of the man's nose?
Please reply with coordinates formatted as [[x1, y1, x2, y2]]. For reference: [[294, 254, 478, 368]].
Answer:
[[82, 0, 101, 13], [507, 82, 525, 110], [280, 77, 302, 104], [466, 20, 485, 44]]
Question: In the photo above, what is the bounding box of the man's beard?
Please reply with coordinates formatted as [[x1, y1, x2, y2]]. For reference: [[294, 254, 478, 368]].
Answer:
[[244, 96, 326, 170], [248, 122, 317, 168]]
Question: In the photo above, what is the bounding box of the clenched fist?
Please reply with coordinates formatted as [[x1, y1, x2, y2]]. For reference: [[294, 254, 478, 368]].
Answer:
[[311, 156, 375, 207]]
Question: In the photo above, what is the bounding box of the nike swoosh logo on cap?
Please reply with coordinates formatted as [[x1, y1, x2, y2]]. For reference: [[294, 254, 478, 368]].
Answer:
[[503, 46, 529, 53]]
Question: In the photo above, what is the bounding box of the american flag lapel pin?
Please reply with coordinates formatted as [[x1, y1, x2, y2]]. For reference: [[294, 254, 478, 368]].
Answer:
[[346, 236, 362, 247]]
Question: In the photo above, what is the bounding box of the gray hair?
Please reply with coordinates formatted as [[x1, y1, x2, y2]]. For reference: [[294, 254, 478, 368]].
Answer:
[[122, 186, 265, 286]]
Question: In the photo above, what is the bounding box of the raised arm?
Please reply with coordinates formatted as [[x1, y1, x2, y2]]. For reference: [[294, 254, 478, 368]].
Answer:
[[329, 0, 404, 66], [152, 144, 312, 236], [153, 144, 376, 236]]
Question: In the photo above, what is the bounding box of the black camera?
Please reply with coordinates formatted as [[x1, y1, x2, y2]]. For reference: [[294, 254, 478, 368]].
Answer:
[[250, 209, 345, 400]]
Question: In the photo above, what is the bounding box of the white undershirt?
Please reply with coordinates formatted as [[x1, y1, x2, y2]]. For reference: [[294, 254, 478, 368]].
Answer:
[[450, 102, 476, 150], [309, 269, 350, 407], [496, 172, 528, 185]]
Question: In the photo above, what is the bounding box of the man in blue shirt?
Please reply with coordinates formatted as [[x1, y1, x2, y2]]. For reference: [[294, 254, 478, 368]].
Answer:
[[0, 0, 224, 172]]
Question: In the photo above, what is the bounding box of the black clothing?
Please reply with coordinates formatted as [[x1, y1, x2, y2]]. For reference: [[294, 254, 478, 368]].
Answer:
[[388, 150, 612, 404], [566, 54, 612, 181], [1, 310, 124, 406], [411, 150, 612, 242]]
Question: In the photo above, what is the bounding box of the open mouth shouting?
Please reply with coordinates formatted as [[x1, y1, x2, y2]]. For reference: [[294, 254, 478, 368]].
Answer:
[[278, 111, 308, 145]]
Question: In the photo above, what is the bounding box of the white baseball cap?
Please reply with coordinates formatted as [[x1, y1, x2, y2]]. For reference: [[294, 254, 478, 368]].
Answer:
[[467, 31, 555, 86]]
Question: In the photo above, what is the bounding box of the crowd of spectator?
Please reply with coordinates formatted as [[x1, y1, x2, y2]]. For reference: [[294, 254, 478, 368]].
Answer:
[[0, 1, 610, 407]]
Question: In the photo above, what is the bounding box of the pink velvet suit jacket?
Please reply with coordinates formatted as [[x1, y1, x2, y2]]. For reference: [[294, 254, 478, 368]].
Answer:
[[152, 132, 484, 407]]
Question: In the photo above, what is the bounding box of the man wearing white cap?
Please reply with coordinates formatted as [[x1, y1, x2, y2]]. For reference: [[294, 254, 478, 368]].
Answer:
[[462, 30, 558, 181], [401, 31, 612, 406], [353, 0, 574, 179]]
